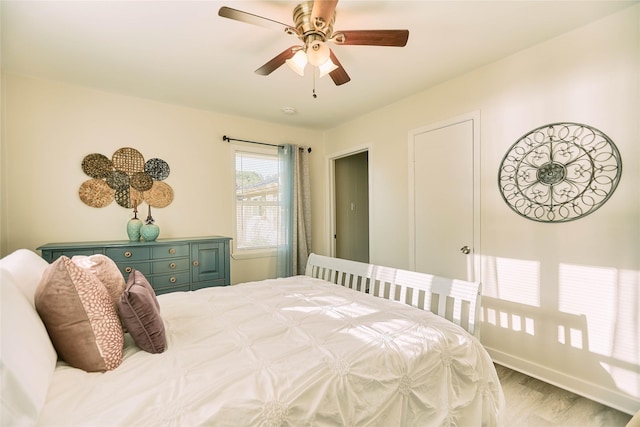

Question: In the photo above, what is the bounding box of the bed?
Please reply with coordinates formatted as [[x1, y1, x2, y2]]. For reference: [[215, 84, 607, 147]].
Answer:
[[1, 249, 504, 426]]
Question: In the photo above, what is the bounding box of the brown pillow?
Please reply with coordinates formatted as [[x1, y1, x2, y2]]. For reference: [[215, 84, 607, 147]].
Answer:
[[118, 270, 166, 353], [72, 254, 126, 308], [35, 256, 124, 372]]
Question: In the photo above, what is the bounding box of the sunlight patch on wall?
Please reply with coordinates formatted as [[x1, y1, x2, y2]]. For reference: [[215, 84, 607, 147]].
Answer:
[[557, 325, 585, 349], [485, 307, 497, 326], [559, 264, 640, 398], [611, 269, 640, 365], [601, 268, 640, 398], [602, 362, 640, 398], [481, 297, 537, 335], [481, 256, 540, 307], [559, 264, 623, 356]]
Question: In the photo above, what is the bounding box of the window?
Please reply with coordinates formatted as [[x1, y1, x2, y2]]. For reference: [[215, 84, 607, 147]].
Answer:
[[234, 147, 279, 254]]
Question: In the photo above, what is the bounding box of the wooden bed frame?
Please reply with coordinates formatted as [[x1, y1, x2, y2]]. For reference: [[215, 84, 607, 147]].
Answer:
[[305, 253, 482, 337]]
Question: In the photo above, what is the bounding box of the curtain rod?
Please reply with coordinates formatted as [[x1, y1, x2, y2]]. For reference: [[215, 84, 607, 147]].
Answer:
[[223, 135, 311, 153]]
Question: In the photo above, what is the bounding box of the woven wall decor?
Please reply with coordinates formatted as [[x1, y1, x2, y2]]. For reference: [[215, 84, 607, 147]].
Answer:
[[79, 147, 173, 210], [105, 170, 130, 190], [112, 147, 145, 174], [81, 153, 113, 179], [129, 188, 144, 208], [144, 181, 174, 208], [145, 158, 170, 181], [130, 171, 154, 191], [114, 187, 143, 209], [498, 122, 622, 222], [79, 179, 115, 208], [116, 187, 142, 208]]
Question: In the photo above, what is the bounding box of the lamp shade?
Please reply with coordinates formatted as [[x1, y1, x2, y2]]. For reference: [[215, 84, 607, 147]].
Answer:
[[286, 50, 307, 76], [318, 58, 338, 77], [306, 40, 331, 67]]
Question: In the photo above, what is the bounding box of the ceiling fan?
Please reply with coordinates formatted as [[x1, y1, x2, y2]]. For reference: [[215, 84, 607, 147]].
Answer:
[[218, 0, 409, 87]]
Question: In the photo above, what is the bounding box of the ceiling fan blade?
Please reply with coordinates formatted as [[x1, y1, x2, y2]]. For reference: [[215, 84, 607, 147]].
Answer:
[[328, 50, 350, 86], [334, 30, 409, 47], [218, 6, 291, 32], [311, 0, 338, 27], [255, 47, 298, 76]]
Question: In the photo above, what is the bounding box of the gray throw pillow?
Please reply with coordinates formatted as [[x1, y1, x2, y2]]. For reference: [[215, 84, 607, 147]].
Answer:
[[118, 269, 166, 354]]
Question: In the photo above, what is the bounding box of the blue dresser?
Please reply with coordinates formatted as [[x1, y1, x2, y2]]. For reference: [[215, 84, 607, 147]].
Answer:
[[37, 236, 231, 295]]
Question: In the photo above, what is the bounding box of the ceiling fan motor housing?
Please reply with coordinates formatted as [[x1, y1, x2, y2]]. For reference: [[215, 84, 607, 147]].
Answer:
[[293, 1, 335, 40]]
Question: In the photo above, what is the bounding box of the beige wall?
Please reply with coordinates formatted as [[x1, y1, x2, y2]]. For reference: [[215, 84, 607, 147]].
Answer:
[[323, 5, 639, 414], [1, 3, 638, 415], [0, 76, 327, 284]]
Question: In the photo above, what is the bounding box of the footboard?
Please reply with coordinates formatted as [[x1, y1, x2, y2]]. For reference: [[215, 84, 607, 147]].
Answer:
[[305, 253, 482, 337]]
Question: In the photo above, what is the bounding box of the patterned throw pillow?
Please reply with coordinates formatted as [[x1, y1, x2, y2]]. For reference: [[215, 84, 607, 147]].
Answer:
[[118, 269, 166, 354], [35, 256, 124, 372], [72, 254, 126, 308]]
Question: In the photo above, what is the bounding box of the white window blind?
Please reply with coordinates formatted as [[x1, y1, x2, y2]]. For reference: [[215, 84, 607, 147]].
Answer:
[[235, 149, 279, 251]]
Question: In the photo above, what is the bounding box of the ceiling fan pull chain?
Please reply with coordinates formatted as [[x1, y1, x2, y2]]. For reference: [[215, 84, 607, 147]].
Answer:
[[312, 67, 318, 99]]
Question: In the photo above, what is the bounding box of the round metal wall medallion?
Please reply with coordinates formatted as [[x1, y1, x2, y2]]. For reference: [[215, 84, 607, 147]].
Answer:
[[498, 122, 622, 223]]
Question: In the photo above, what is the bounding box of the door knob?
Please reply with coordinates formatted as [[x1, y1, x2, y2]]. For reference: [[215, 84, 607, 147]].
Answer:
[[460, 245, 471, 255]]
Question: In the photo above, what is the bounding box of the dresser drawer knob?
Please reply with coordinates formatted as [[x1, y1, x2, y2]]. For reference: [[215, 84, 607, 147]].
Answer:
[[125, 267, 132, 273], [193, 260, 199, 267], [169, 248, 176, 254], [124, 251, 132, 258], [169, 277, 177, 283], [169, 262, 176, 269]]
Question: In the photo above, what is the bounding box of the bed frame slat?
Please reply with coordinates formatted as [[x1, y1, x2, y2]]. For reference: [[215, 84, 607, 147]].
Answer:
[[305, 253, 482, 337]]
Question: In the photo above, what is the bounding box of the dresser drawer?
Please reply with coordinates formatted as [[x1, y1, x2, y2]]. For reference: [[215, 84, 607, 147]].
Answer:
[[154, 284, 190, 295], [151, 244, 189, 259], [150, 271, 190, 290], [117, 261, 152, 277], [152, 257, 190, 274], [106, 247, 150, 262], [48, 248, 104, 262]]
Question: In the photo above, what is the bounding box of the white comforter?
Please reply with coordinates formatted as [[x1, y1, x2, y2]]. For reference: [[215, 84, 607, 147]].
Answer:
[[38, 276, 504, 426]]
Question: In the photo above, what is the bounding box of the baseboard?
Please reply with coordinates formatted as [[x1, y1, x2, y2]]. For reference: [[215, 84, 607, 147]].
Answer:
[[486, 346, 640, 416]]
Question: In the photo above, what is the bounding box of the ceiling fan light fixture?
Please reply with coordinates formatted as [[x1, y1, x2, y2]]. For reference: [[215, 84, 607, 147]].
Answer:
[[286, 50, 307, 76], [318, 58, 338, 78], [306, 40, 331, 67]]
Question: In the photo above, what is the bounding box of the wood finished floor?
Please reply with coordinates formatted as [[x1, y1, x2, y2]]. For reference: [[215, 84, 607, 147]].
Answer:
[[495, 364, 634, 427]]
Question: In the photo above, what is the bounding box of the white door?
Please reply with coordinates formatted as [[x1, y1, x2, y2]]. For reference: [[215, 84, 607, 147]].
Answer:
[[408, 112, 480, 282]]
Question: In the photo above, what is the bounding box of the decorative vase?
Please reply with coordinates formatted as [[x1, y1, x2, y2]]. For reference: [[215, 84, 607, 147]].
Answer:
[[140, 205, 160, 242], [126, 207, 143, 241], [140, 223, 159, 242]]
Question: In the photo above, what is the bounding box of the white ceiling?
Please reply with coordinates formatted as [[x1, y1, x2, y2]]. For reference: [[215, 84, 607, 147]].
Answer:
[[2, 1, 636, 130]]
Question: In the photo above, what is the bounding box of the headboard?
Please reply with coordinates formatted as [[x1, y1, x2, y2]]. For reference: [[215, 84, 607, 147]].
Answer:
[[305, 253, 482, 337]]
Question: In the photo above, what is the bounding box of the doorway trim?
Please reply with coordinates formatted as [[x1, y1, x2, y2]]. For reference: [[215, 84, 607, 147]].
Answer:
[[327, 144, 371, 258], [407, 110, 481, 281]]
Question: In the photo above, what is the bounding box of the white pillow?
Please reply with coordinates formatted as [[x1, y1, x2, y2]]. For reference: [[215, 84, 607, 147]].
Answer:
[[1, 249, 57, 425], [1, 249, 51, 307]]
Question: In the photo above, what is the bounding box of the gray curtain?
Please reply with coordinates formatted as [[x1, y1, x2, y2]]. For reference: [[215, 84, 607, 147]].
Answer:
[[276, 144, 311, 277]]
